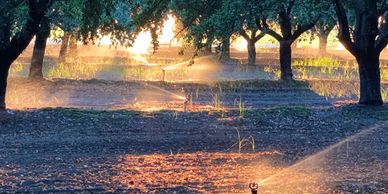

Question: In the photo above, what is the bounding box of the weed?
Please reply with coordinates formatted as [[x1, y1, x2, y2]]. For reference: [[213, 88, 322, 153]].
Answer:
[[382, 69, 388, 82], [294, 57, 351, 68], [263, 66, 281, 79], [173, 111, 179, 119], [213, 93, 222, 109], [10, 62, 27, 75], [234, 97, 245, 119], [382, 88, 388, 102], [248, 136, 255, 152], [235, 128, 255, 153], [236, 128, 242, 153]]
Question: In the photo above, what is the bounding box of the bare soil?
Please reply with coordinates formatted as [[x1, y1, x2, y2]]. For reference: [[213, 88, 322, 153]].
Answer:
[[0, 79, 387, 193]]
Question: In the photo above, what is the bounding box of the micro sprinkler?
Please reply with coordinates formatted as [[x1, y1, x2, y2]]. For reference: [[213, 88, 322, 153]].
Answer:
[[162, 69, 166, 82], [183, 93, 191, 112], [249, 182, 259, 194]]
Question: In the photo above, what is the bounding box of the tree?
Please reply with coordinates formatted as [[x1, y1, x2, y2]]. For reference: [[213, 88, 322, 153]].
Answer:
[[333, 0, 388, 105], [28, 0, 86, 79], [0, 0, 52, 110], [256, 0, 326, 80], [29, 0, 124, 79], [227, 0, 266, 65], [170, 0, 223, 55], [52, 0, 84, 63], [200, 6, 235, 61], [58, 32, 70, 63], [314, 13, 337, 56], [195, 0, 266, 64]]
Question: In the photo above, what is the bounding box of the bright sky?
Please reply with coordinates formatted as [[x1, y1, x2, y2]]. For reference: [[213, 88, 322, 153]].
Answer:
[[99, 14, 177, 53]]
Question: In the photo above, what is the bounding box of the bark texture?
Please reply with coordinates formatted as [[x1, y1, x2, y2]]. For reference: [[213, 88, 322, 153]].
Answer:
[[58, 32, 70, 63], [29, 16, 50, 79]]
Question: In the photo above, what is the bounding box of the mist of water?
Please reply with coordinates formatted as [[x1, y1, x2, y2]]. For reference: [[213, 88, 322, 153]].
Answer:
[[163, 55, 215, 71], [258, 121, 388, 191], [141, 83, 186, 100]]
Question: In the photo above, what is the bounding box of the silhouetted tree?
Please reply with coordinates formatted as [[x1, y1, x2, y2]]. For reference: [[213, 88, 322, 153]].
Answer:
[[256, 0, 327, 80], [0, 0, 52, 110], [334, 0, 388, 105]]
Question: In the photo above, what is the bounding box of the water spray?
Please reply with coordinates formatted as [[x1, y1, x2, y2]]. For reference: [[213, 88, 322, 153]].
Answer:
[[162, 55, 214, 71], [256, 121, 388, 187]]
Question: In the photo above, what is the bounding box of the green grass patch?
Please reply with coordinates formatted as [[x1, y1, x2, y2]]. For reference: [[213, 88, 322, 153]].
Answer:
[[246, 106, 312, 118], [340, 105, 388, 120], [215, 80, 308, 91], [293, 57, 352, 68], [40, 108, 141, 119]]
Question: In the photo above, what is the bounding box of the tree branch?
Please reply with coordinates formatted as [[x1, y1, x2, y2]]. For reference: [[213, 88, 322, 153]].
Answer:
[[239, 30, 250, 41], [333, 0, 358, 55], [376, 10, 388, 52], [254, 31, 266, 43], [2, 0, 51, 67], [292, 23, 315, 40], [257, 18, 283, 41], [286, 0, 296, 16]]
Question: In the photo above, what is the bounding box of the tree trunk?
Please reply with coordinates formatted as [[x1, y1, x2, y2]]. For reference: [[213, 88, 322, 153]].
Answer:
[[58, 32, 70, 63], [204, 44, 212, 54], [220, 38, 230, 60], [0, 63, 10, 110], [356, 54, 383, 105], [279, 40, 293, 80], [318, 34, 328, 56], [68, 33, 78, 58], [247, 39, 256, 65], [29, 17, 50, 79]]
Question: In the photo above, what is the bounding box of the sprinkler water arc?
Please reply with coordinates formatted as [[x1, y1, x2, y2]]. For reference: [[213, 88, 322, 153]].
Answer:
[[256, 121, 388, 188], [163, 55, 214, 70], [137, 82, 190, 111]]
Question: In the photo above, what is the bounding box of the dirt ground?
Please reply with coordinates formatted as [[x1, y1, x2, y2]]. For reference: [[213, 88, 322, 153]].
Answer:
[[0, 78, 387, 193], [1, 46, 387, 193]]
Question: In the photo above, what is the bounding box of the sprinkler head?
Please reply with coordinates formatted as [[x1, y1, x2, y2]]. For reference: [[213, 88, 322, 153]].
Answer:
[[183, 94, 191, 112], [162, 69, 166, 82], [249, 182, 259, 194]]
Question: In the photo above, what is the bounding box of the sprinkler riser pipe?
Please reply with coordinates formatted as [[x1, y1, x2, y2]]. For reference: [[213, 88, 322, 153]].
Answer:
[[183, 94, 191, 112], [162, 69, 166, 82]]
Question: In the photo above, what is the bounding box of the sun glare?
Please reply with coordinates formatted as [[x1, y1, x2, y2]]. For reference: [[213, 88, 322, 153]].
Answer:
[[99, 36, 112, 45], [336, 43, 345, 50], [159, 15, 176, 45], [128, 14, 178, 55], [234, 36, 248, 51], [128, 31, 153, 54]]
